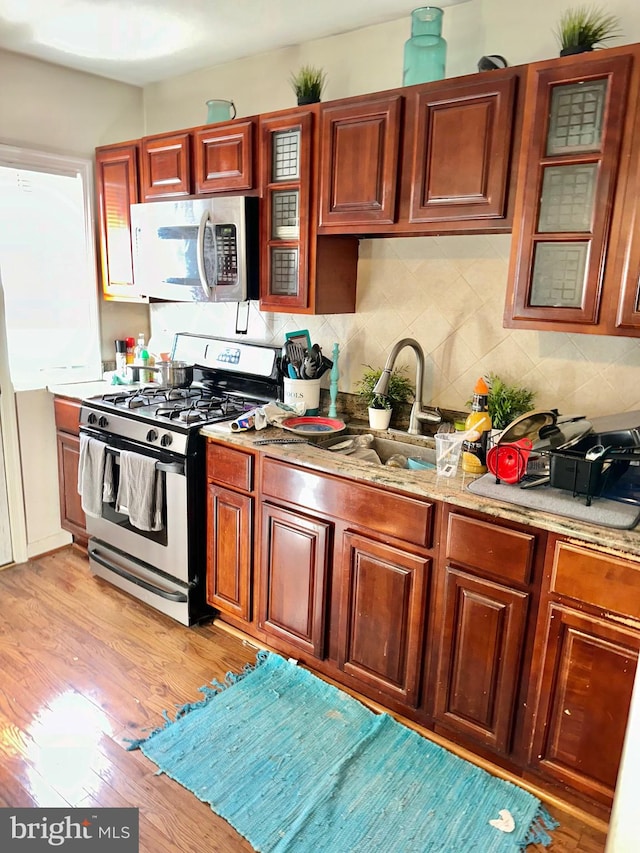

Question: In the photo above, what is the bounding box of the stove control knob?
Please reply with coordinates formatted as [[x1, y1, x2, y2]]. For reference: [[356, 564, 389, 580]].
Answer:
[[87, 413, 97, 425], [160, 433, 173, 447], [98, 416, 109, 428], [146, 429, 159, 443]]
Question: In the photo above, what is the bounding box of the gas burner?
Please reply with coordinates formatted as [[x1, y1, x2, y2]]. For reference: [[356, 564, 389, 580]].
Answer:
[[179, 409, 207, 424]]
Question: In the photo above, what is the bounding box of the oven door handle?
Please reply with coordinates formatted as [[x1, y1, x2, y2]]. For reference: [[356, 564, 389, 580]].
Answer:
[[155, 461, 185, 475], [103, 446, 185, 477], [88, 546, 188, 602]]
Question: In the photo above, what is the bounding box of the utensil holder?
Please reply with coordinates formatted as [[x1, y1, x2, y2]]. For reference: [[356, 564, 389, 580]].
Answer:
[[283, 378, 321, 415]]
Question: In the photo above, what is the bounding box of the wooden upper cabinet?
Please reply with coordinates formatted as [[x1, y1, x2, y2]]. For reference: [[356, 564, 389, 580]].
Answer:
[[317, 69, 519, 236], [258, 106, 358, 314], [194, 120, 255, 193], [403, 71, 518, 226], [140, 131, 191, 199], [95, 142, 143, 301], [319, 94, 402, 227], [504, 47, 637, 333]]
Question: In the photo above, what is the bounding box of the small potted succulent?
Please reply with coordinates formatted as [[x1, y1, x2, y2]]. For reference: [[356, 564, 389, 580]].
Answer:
[[290, 65, 327, 105], [357, 365, 415, 430], [555, 6, 621, 56]]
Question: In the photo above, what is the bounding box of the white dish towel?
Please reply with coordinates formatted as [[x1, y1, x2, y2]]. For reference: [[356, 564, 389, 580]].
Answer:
[[116, 450, 164, 532], [78, 434, 114, 517]]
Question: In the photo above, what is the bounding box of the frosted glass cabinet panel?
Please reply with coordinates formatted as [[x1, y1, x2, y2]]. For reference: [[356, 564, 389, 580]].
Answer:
[[505, 51, 633, 331], [530, 243, 589, 307], [537, 165, 597, 233], [272, 130, 301, 182], [259, 110, 313, 311], [546, 80, 607, 155]]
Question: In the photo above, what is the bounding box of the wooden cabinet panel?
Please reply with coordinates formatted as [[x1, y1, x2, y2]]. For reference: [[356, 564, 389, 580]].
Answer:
[[259, 502, 330, 657], [529, 603, 639, 805], [54, 396, 86, 545], [206, 442, 254, 492], [206, 484, 252, 622], [433, 566, 528, 752], [319, 95, 402, 226], [56, 432, 87, 545], [337, 532, 429, 706], [405, 73, 517, 225], [53, 397, 81, 435], [194, 121, 254, 193], [550, 540, 640, 619], [140, 132, 191, 199], [505, 49, 635, 332], [95, 143, 142, 302], [446, 512, 535, 585], [261, 457, 433, 548]]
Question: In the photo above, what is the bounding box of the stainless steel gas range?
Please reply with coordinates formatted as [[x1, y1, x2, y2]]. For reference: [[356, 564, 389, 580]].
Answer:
[[79, 334, 283, 625]]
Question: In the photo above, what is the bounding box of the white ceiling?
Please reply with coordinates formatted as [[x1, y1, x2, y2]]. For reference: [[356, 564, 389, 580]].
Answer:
[[0, 0, 468, 86]]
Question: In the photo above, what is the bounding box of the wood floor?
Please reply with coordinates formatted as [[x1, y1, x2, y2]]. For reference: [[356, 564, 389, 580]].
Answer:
[[0, 547, 608, 852]]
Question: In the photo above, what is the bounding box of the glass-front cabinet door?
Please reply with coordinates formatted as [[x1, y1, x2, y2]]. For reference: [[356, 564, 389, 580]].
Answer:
[[505, 52, 633, 330], [259, 110, 313, 311]]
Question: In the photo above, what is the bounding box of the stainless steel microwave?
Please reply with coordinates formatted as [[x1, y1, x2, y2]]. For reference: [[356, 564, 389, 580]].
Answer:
[[131, 196, 258, 303]]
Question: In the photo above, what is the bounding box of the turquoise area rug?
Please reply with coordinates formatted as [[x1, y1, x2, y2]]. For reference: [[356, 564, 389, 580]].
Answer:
[[128, 651, 557, 852]]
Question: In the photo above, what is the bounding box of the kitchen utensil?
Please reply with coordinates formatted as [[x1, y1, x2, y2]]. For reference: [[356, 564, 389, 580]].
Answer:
[[252, 438, 310, 445], [487, 438, 533, 484], [285, 338, 306, 374], [150, 360, 194, 388], [407, 456, 436, 471], [435, 433, 464, 477]]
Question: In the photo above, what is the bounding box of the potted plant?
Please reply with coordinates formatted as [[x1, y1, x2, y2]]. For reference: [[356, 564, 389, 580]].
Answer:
[[555, 6, 621, 56], [485, 373, 537, 432], [357, 365, 415, 429], [290, 65, 327, 105]]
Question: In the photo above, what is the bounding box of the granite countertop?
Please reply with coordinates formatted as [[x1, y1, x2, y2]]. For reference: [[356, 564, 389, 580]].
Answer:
[[201, 421, 640, 561]]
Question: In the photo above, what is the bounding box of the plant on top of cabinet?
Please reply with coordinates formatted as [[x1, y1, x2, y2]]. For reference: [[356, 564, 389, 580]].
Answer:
[[290, 65, 326, 105], [555, 6, 621, 56]]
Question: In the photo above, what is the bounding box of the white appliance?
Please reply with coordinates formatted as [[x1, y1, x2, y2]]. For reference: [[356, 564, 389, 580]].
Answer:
[[131, 196, 259, 302]]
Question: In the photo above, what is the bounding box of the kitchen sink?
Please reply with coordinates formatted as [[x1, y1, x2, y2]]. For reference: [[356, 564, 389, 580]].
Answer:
[[314, 430, 437, 468]]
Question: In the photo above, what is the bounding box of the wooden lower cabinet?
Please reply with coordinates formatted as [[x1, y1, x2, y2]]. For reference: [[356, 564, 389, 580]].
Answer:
[[528, 603, 639, 805], [56, 431, 87, 546], [54, 396, 87, 547], [205, 442, 256, 625], [337, 532, 430, 707], [258, 502, 331, 657], [432, 566, 528, 752], [204, 446, 640, 816], [206, 484, 252, 622]]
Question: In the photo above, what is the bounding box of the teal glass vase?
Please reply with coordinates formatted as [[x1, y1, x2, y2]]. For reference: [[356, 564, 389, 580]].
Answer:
[[403, 7, 447, 86]]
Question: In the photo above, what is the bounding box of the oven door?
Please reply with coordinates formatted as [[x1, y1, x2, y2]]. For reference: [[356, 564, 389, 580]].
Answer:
[[81, 429, 189, 583]]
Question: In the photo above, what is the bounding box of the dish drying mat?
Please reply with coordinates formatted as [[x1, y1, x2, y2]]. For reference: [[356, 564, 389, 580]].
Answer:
[[467, 474, 640, 530]]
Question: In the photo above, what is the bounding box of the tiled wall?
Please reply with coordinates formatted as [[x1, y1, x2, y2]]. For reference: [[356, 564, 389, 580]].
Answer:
[[150, 233, 640, 419]]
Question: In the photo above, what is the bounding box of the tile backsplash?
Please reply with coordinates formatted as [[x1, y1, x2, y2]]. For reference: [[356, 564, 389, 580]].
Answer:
[[150, 234, 640, 419]]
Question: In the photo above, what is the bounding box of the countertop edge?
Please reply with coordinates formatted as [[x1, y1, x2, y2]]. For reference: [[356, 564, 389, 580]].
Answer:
[[201, 423, 640, 560]]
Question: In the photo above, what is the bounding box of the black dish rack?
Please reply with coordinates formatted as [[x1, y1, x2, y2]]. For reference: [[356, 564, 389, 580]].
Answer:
[[549, 432, 640, 506]]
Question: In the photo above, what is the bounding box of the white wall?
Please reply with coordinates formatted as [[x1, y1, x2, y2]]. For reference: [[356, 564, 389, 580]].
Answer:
[[0, 48, 148, 557]]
